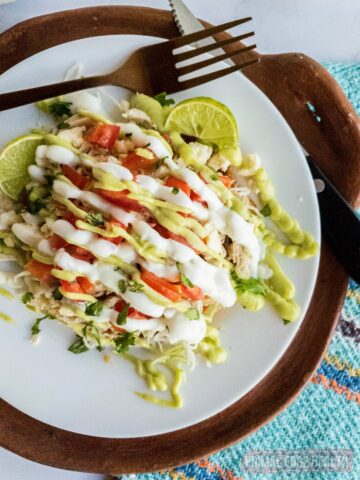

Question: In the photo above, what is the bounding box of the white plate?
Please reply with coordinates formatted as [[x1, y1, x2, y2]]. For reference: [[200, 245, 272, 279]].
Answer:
[[0, 35, 320, 438]]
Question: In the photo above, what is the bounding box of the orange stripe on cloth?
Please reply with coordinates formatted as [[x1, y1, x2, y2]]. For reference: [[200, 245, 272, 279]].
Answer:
[[196, 458, 243, 480], [311, 373, 360, 405]]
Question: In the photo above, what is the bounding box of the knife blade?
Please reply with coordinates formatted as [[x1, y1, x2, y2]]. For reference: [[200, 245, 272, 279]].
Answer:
[[168, 0, 360, 283]]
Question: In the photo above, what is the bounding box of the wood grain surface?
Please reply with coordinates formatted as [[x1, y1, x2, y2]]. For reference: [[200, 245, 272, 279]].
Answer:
[[0, 6, 358, 474]]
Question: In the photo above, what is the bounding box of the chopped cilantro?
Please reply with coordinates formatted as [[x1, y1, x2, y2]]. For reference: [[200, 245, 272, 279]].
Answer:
[[116, 303, 129, 325], [85, 300, 103, 316], [283, 319, 291, 325], [52, 287, 63, 300], [27, 198, 45, 214], [172, 186, 179, 195], [153, 92, 175, 107], [260, 204, 272, 217], [114, 332, 135, 354], [118, 279, 143, 294], [57, 121, 70, 129], [68, 336, 89, 354], [31, 314, 50, 336], [210, 173, 219, 181], [83, 321, 103, 351], [87, 211, 104, 227], [22, 292, 33, 304], [186, 308, 200, 320], [231, 272, 268, 296], [49, 100, 72, 118]]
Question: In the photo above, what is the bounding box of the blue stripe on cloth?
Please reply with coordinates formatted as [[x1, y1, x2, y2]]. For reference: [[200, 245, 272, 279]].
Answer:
[[318, 361, 360, 392]]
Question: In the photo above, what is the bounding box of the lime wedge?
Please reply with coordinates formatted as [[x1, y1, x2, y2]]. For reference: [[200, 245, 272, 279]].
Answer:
[[0, 134, 43, 200], [164, 97, 238, 149]]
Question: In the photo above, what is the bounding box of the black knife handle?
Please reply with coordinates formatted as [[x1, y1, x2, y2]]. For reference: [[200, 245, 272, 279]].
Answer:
[[306, 155, 360, 284]]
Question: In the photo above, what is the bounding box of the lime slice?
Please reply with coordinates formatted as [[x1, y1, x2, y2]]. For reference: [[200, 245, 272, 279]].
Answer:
[[0, 134, 43, 200], [164, 97, 238, 149]]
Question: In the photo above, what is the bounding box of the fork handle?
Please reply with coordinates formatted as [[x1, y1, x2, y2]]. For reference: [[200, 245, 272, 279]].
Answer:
[[0, 75, 110, 111]]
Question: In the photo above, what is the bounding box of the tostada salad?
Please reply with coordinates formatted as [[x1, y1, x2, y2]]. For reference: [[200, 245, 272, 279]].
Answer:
[[0, 91, 318, 407]]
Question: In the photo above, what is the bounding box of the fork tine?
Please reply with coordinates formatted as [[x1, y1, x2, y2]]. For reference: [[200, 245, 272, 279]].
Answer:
[[171, 17, 252, 48], [177, 44, 256, 76], [174, 32, 255, 62], [179, 58, 259, 90]]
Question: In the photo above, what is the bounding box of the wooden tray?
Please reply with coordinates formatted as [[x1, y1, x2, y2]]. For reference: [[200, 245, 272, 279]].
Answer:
[[0, 6, 359, 474]]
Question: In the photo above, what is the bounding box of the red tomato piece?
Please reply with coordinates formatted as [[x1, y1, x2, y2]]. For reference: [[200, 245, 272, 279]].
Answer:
[[49, 234, 68, 250], [181, 284, 205, 301], [62, 212, 78, 225], [25, 259, 55, 285], [77, 276, 95, 294], [60, 280, 83, 293], [114, 299, 150, 320], [66, 245, 95, 263], [95, 188, 148, 214], [165, 176, 191, 197], [61, 165, 90, 190], [121, 151, 157, 175], [140, 270, 182, 302], [86, 124, 120, 150], [218, 174, 233, 189], [154, 223, 198, 253]]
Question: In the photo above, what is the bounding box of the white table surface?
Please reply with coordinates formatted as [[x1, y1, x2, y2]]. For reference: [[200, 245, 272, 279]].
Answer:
[[0, 0, 358, 479]]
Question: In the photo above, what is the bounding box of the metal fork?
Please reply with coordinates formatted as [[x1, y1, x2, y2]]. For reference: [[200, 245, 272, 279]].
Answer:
[[0, 18, 257, 112]]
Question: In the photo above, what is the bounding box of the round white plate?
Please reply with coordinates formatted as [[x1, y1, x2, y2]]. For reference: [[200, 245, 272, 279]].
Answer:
[[0, 35, 320, 438]]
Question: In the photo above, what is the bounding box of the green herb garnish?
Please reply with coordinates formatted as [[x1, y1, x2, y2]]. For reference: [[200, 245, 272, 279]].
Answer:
[[172, 186, 179, 195], [68, 336, 89, 354], [87, 211, 104, 227], [85, 300, 103, 316], [210, 173, 219, 181], [155, 156, 167, 169], [27, 199, 45, 215], [31, 314, 50, 336], [22, 292, 33, 304], [118, 279, 143, 294], [116, 303, 129, 325], [114, 332, 136, 354], [231, 272, 268, 296], [49, 101, 72, 118], [83, 321, 103, 351], [52, 287, 63, 300], [283, 319, 291, 325], [153, 92, 175, 107], [186, 308, 200, 320], [260, 204, 272, 217], [57, 121, 70, 129]]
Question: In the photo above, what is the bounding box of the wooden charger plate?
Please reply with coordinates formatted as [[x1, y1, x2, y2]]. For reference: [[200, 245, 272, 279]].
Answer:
[[0, 6, 359, 474]]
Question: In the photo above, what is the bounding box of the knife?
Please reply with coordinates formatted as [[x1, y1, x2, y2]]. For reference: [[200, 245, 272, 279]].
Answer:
[[169, 0, 360, 283]]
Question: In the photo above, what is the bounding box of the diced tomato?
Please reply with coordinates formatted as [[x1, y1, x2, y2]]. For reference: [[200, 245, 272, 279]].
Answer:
[[218, 175, 233, 189], [86, 124, 120, 150], [190, 190, 207, 205], [25, 259, 55, 285], [77, 276, 95, 294], [181, 284, 205, 301], [61, 165, 90, 190], [60, 279, 83, 293], [121, 151, 157, 175], [165, 176, 191, 197], [95, 188, 148, 214], [154, 223, 198, 253], [63, 212, 78, 225], [49, 234, 68, 250], [66, 245, 95, 263], [140, 270, 182, 302], [115, 299, 150, 320]]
